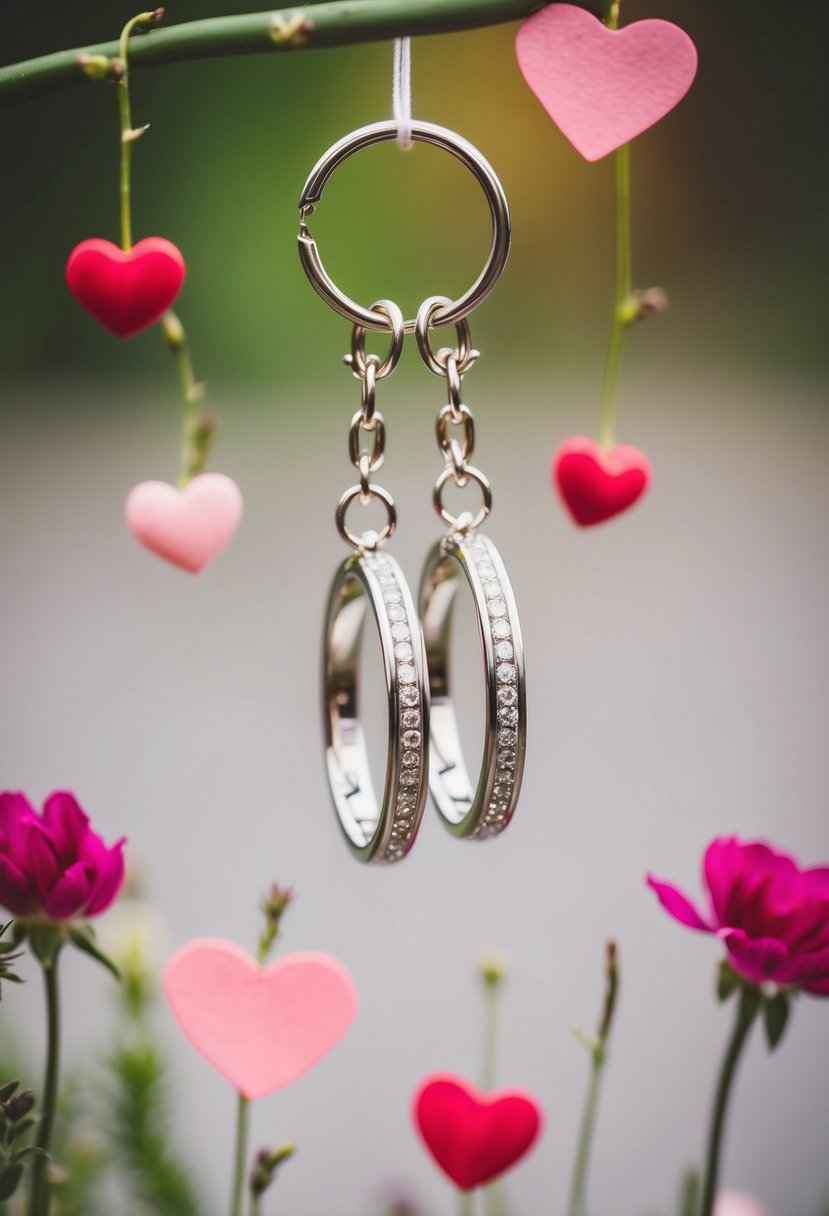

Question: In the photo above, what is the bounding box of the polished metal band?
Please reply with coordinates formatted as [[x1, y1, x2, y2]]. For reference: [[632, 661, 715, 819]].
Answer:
[[419, 532, 525, 839], [323, 550, 430, 863]]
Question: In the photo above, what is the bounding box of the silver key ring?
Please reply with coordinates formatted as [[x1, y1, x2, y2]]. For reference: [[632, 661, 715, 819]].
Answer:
[[298, 120, 511, 334]]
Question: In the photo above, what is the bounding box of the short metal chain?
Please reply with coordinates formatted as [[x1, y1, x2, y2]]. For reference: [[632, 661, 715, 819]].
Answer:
[[337, 300, 404, 552], [416, 295, 491, 533]]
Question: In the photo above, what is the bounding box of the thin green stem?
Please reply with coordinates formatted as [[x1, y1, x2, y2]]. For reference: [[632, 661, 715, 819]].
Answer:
[[230, 1092, 251, 1216], [459, 1189, 476, 1216], [29, 957, 62, 1216], [116, 13, 152, 250], [598, 140, 633, 451], [481, 981, 505, 1216], [566, 1047, 604, 1216], [698, 990, 760, 1216], [481, 983, 498, 1092], [161, 311, 209, 488], [0, 0, 611, 111]]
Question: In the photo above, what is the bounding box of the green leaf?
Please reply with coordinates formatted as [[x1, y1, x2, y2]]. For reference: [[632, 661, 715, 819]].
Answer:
[[763, 991, 791, 1051], [69, 927, 121, 980], [11, 1116, 37, 1141], [0, 1161, 23, 1201], [0, 1080, 19, 1104], [717, 960, 740, 1002]]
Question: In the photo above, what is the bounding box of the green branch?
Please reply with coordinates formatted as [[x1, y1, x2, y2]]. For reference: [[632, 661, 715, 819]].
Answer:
[[0, 0, 610, 110]]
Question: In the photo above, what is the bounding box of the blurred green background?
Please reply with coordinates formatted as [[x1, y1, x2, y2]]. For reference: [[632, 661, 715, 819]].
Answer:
[[1, 0, 827, 400]]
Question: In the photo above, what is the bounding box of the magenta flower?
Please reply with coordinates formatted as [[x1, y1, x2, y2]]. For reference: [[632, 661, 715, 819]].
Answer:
[[648, 836, 829, 995], [0, 791, 125, 921]]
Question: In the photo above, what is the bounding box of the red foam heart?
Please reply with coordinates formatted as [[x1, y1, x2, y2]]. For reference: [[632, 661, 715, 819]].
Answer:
[[553, 436, 651, 526], [413, 1074, 543, 1191], [66, 237, 185, 337], [516, 5, 698, 162]]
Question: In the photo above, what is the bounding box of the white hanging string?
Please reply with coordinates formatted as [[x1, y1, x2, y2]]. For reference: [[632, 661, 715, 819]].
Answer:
[[392, 37, 412, 149]]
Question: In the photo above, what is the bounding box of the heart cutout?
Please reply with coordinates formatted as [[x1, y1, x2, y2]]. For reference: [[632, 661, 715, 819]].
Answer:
[[516, 5, 698, 161], [163, 939, 358, 1100], [553, 436, 651, 526], [66, 237, 186, 337], [125, 473, 243, 573], [413, 1073, 543, 1191]]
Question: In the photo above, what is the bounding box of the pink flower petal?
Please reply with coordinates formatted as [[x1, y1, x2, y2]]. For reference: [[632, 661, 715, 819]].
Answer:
[[42, 792, 90, 861], [774, 940, 829, 987], [719, 928, 789, 985], [23, 822, 61, 904], [42, 860, 95, 920], [802, 975, 829, 997], [0, 792, 38, 867], [703, 837, 745, 927], [84, 838, 126, 916], [0, 855, 33, 916], [646, 875, 714, 932]]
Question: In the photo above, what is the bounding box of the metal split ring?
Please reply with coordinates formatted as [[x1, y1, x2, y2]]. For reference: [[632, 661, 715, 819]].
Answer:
[[299, 121, 511, 333]]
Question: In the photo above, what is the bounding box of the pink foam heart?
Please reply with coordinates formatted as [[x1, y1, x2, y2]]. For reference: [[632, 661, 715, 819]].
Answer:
[[516, 5, 698, 161], [125, 473, 243, 573], [163, 939, 358, 1100]]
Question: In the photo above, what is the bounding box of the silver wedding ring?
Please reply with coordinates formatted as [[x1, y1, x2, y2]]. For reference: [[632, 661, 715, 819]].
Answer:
[[419, 532, 526, 838], [323, 550, 430, 863]]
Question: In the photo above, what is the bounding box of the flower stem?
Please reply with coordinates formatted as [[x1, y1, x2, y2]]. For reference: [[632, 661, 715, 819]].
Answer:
[[481, 978, 506, 1216], [566, 1048, 604, 1216], [29, 956, 62, 1216], [567, 942, 619, 1216], [161, 310, 211, 488], [698, 988, 761, 1216], [230, 1092, 251, 1216]]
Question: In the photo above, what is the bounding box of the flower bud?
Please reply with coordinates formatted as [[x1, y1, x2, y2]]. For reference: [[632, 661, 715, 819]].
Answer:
[[3, 1089, 34, 1122], [250, 1143, 296, 1197], [479, 947, 508, 988], [76, 54, 115, 82]]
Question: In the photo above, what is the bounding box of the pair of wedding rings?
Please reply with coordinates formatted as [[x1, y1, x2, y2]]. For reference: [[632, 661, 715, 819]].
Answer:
[[323, 535, 525, 863], [300, 120, 525, 863]]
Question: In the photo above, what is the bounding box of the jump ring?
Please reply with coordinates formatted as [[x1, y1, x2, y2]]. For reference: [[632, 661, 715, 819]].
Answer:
[[416, 296, 476, 377], [419, 532, 525, 839], [433, 464, 492, 533], [336, 483, 397, 551], [298, 120, 511, 332], [350, 300, 405, 380], [323, 551, 430, 862]]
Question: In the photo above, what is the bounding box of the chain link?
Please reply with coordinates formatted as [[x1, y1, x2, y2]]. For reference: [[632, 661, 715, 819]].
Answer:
[[416, 296, 491, 534], [336, 300, 404, 552]]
